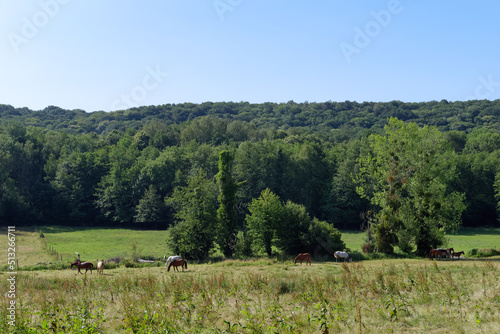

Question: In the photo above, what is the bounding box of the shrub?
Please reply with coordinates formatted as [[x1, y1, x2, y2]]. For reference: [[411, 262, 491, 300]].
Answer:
[[302, 218, 346, 259], [122, 259, 139, 268], [361, 242, 374, 253], [104, 262, 118, 270]]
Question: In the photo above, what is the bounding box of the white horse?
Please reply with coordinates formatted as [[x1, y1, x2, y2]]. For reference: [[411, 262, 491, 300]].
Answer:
[[334, 251, 351, 262], [96, 259, 104, 274], [166, 255, 182, 266]]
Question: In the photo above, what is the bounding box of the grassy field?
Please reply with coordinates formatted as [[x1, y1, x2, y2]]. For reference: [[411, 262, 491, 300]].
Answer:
[[340, 228, 500, 254], [1, 257, 499, 333], [1, 226, 499, 267], [39, 226, 171, 263], [1, 226, 500, 333]]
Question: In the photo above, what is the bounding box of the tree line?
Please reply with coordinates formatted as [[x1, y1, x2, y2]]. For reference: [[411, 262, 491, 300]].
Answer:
[[2, 99, 500, 139], [1, 100, 500, 257]]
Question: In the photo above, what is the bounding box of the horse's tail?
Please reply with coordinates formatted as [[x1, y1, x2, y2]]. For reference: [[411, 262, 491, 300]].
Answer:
[[184, 261, 187, 269]]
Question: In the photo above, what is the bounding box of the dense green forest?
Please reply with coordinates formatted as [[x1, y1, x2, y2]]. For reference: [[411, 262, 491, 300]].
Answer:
[[3, 99, 500, 137], [1, 100, 500, 256]]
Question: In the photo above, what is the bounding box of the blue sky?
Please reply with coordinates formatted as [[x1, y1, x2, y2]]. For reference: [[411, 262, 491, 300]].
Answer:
[[1, 0, 499, 112]]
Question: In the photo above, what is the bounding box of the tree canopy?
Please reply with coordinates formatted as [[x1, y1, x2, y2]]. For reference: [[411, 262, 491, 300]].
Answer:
[[1, 100, 500, 258], [355, 118, 467, 255]]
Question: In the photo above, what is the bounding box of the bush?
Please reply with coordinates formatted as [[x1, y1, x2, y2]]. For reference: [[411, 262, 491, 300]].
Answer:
[[361, 242, 374, 253], [122, 259, 139, 268], [234, 230, 253, 257], [104, 262, 119, 270], [375, 223, 395, 255], [302, 218, 346, 260]]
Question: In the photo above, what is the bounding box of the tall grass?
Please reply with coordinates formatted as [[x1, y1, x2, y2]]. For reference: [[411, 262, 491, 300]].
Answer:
[[1, 259, 499, 333]]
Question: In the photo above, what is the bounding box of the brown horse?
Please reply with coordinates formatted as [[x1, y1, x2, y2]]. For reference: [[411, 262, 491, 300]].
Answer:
[[168, 259, 187, 272], [429, 249, 450, 260], [294, 253, 312, 265], [452, 251, 465, 259], [71, 260, 94, 274]]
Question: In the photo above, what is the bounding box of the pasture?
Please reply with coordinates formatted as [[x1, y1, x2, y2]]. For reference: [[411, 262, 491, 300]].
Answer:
[[342, 227, 500, 255], [1, 258, 499, 333], [1, 227, 500, 333], [39, 226, 171, 262]]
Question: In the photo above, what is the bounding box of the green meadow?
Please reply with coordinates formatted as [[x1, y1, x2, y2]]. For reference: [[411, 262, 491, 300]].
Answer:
[[342, 228, 500, 254], [3, 226, 499, 267], [2, 226, 499, 267], [1, 256, 499, 333], [39, 226, 171, 262], [1, 226, 500, 333]]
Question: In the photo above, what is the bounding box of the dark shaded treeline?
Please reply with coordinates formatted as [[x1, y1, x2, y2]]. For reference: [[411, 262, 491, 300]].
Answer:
[[0, 99, 500, 230]]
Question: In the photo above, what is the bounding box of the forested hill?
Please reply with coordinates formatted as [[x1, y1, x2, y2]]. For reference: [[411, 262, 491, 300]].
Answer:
[[1, 99, 500, 233], [2, 99, 500, 139]]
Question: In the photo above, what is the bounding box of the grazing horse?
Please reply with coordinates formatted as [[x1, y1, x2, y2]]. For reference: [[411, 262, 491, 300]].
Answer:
[[168, 259, 187, 272], [452, 251, 465, 259], [294, 253, 312, 265], [166, 255, 182, 266], [429, 249, 450, 260], [96, 259, 104, 274], [334, 251, 351, 262], [71, 260, 94, 274]]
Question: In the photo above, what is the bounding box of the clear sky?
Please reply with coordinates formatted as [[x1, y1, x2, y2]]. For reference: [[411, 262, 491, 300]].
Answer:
[[1, 0, 499, 112]]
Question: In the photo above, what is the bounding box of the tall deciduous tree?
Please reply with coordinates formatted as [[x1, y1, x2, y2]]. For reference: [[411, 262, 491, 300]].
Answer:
[[355, 118, 466, 256], [166, 170, 217, 260], [246, 188, 283, 256], [215, 150, 242, 258]]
